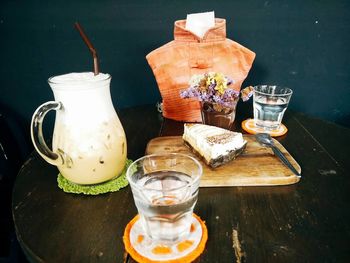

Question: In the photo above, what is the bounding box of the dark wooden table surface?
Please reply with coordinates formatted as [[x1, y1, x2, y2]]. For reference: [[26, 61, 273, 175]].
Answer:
[[12, 104, 350, 263]]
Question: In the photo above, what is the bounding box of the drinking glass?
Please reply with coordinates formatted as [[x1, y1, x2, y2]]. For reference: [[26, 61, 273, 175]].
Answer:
[[126, 153, 202, 244], [253, 85, 293, 130]]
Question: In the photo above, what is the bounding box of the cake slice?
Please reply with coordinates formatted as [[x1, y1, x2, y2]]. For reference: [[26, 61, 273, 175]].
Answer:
[[183, 123, 247, 168]]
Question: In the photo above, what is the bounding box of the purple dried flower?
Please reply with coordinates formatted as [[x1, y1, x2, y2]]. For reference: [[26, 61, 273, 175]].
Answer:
[[180, 90, 188, 98], [179, 73, 240, 108]]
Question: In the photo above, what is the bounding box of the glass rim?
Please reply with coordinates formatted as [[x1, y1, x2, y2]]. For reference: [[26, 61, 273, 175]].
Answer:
[[253, 85, 293, 96], [126, 153, 203, 192]]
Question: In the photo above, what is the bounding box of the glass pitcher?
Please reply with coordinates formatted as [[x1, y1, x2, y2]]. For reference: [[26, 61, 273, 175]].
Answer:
[[30, 72, 127, 185]]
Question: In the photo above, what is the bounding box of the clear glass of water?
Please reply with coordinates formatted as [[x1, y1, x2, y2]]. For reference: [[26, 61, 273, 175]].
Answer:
[[126, 153, 202, 244], [253, 85, 293, 130]]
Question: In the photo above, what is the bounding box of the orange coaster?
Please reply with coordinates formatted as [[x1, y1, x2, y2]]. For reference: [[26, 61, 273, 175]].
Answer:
[[241, 119, 288, 137], [123, 214, 208, 263]]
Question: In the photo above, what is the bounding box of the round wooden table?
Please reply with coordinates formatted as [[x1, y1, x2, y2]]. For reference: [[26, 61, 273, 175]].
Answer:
[[12, 105, 350, 262]]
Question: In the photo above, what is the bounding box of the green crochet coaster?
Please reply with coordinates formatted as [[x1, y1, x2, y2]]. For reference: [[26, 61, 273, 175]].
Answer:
[[57, 159, 132, 195]]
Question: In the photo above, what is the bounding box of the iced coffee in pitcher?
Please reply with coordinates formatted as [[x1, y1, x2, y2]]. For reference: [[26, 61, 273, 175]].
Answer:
[[31, 72, 127, 185]]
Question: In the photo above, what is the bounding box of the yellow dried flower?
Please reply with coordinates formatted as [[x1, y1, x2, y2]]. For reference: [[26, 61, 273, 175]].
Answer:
[[214, 73, 227, 95], [180, 72, 239, 109]]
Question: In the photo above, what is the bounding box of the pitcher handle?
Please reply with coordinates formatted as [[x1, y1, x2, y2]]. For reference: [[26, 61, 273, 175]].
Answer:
[[30, 101, 63, 165]]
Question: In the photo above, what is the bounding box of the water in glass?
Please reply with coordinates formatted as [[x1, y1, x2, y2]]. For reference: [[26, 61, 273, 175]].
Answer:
[[133, 170, 198, 243], [254, 96, 288, 130]]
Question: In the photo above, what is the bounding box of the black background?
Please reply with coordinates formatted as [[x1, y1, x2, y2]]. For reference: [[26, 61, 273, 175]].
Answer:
[[1, 0, 349, 132]]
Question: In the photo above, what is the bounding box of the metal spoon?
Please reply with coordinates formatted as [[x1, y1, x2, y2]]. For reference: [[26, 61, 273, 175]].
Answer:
[[255, 133, 301, 177]]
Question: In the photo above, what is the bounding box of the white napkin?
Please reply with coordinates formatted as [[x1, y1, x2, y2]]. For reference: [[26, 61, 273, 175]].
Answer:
[[185, 11, 215, 38]]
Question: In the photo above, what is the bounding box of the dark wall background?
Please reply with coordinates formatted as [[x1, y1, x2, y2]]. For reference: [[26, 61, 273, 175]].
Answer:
[[1, 0, 349, 143]]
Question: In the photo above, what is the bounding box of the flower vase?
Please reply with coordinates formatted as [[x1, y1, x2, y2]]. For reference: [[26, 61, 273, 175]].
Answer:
[[200, 100, 238, 130]]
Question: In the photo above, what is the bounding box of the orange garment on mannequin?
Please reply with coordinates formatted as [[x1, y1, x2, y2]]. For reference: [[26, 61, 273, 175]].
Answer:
[[146, 18, 256, 122]]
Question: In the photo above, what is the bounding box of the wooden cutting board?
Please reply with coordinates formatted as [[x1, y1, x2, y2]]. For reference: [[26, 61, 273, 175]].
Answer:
[[145, 135, 301, 187]]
